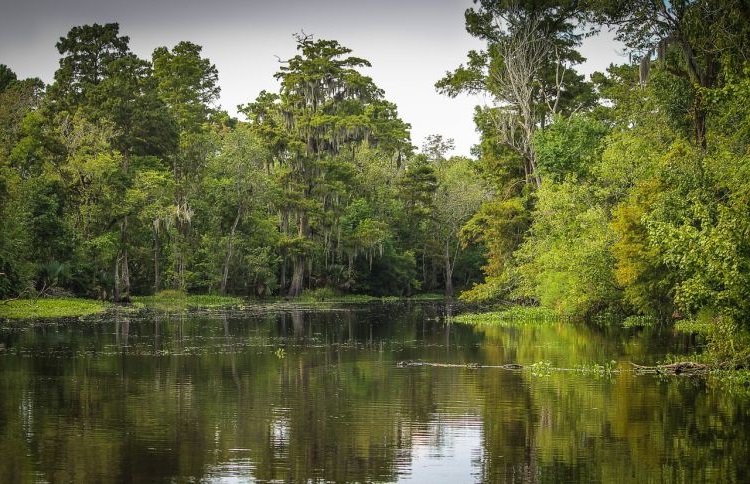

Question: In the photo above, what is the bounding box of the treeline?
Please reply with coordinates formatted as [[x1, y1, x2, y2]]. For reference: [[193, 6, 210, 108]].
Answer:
[[0, 25, 488, 301], [3, 0, 750, 345], [439, 0, 750, 346]]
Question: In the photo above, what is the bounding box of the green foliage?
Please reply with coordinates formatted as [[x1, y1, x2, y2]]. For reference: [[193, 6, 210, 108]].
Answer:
[[533, 114, 608, 181], [48, 23, 130, 113], [300, 287, 338, 302], [459, 195, 532, 302], [673, 319, 714, 336], [611, 179, 674, 317], [0, 64, 17, 92], [515, 179, 620, 318], [152, 41, 220, 132], [251, 34, 413, 297], [621, 315, 658, 329], [431, 155, 489, 296], [438, 0, 596, 188], [354, 246, 419, 297], [674, 312, 750, 368], [643, 141, 750, 323]]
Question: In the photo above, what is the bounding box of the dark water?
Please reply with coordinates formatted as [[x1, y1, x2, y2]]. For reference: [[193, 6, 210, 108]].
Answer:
[[0, 301, 748, 483]]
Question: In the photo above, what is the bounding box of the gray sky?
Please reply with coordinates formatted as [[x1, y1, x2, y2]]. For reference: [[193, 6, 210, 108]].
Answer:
[[0, 0, 624, 156]]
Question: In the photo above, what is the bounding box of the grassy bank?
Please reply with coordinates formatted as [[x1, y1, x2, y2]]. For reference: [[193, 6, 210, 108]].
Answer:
[[133, 290, 243, 311], [1, 291, 447, 320], [296, 288, 446, 303], [0, 298, 109, 319]]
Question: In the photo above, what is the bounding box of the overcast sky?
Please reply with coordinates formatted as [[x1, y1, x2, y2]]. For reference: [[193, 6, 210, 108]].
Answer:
[[0, 0, 624, 156]]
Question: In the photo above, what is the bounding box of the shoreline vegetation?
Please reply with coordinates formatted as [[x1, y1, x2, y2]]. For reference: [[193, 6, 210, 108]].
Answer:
[[0, 291, 447, 319], [454, 305, 750, 376]]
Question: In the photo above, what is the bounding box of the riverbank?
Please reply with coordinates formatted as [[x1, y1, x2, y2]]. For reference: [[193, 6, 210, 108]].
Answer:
[[0, 291, 448, 319], [456, 305, 750, 374]]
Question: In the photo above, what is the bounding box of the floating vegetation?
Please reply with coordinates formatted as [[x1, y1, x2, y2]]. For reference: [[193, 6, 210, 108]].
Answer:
[[574, 360, 620, 377], [621, 315, 659, 329], [0, 298, 109, 319], [454, 306, 560, 326], [529, 360, 553, 377]]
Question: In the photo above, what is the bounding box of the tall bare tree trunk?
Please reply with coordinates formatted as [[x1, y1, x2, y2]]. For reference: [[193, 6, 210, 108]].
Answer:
[[444, 239, 454, 298], [120, 215, 130, 302], [221, 208, 242, 295], [121, 246, 130, 301], [113, 254, 120, 302], [153, 228, 160, 293]]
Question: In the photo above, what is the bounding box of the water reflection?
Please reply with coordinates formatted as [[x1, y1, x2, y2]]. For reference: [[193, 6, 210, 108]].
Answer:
[[0, 302, 748, 483]]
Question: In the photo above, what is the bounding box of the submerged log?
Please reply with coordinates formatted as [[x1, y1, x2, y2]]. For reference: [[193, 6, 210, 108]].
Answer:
[[630, 361, 708, 375]]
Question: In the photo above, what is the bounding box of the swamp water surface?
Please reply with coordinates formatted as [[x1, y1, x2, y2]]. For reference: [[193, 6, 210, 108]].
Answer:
[[1, 301, 748, 483]]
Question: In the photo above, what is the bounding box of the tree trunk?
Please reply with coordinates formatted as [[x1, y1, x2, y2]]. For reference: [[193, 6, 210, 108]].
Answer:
[[221, 207, 242, 295], [153, 227, 160, 293], [121, 246, 130, 302], [119, 217, 131, 302], [289, 255, 305, 297], [694, 98, 708, 149], [288, 213, 310, 297], [429, 256, 438, 291], [113, 254, 120, 302], [444, 239, 454, 298], [174, 228, 185, 291]]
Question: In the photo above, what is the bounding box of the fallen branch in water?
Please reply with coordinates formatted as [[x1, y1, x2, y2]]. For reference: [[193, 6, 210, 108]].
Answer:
[[397, 360, 710, 376], [396, 361, 523, 370]]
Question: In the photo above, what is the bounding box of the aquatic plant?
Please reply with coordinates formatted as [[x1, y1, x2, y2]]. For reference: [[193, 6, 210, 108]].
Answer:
[[0, 298, 108, 319], [454, 306, 560, 326], [621, 315, 659, 329]]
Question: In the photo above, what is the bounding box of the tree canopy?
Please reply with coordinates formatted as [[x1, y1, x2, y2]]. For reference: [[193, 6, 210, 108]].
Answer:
[[2, 12, 750, 363]]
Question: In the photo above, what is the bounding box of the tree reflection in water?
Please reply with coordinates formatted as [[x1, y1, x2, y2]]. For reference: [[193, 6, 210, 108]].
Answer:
[[0, 302, 748, 482]]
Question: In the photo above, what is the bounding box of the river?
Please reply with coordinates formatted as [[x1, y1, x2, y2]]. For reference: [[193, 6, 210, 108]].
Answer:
[[1, 301, 748, 482]]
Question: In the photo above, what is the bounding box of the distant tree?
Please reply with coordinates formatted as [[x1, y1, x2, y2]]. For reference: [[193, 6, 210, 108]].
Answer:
[[432, 156, 488, 297], [266, 34, 411, 296], [43, 23, 179, 300], [152, 41, 220, 133], [421, 134, 454, 164], [152, 41, 221, 290], [0, 64, 18, 92], [48, 23, 130, 114]]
